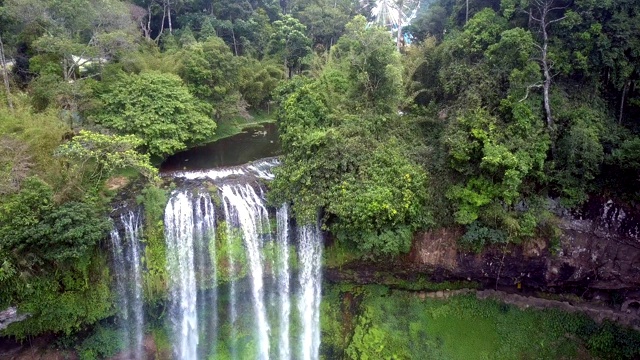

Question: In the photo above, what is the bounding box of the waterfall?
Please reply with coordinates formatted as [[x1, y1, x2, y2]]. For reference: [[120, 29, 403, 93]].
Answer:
[[220, 184, 271, 360], [221, 196, 239, 359], [298, 224, 323, 360], [110, 210, 144, 359], [153, 158, 323, 359], [193, 193, 217, 358], [276, 204, 291, 360], [165, 192, 197, 360]]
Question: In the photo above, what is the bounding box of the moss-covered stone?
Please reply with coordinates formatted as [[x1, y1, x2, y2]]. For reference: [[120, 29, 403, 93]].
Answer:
[[215, 221, 249, 284]]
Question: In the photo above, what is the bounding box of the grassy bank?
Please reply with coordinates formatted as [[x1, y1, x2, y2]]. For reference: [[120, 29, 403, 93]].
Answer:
[[208, 110, 277, 143], [321, 284, 640, 360]]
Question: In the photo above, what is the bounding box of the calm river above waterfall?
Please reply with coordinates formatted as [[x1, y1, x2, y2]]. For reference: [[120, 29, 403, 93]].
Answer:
[[160, 123, 281, 172]]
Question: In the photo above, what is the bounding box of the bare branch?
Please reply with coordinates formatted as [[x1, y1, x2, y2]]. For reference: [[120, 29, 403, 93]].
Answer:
[[519, 83, 543, 102], [547, 16, 567, 25], [549, 6, 569, 12]]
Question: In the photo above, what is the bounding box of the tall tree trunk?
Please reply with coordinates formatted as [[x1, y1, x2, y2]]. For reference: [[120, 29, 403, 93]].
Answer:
[[528, 0, 566, 133], [231, 26, 238, 56], [142, 5, 152, 40], [396, 0, 404, 51], [541, 23, 553, 131], [0, 34, 13, 111], [155, 3, 167, 42], [619, 81, 629, 124], [466, 0, 469, 24], [167, 1, 173, 34]]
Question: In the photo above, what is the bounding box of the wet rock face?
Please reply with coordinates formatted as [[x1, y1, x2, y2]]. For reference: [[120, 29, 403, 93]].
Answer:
[[549, 212, 640, 292], [579, 197, 640, 244], [546, 197, 640, 292], [406, 230, 551, 290], [404, 197, 640, 296]]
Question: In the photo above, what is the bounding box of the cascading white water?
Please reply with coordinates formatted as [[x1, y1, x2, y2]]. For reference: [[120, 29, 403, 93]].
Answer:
[[193, 193, 217, 358], [276, 204, 291, 360], [109, 229, 129, 346], [298, 224, 323, 360], [165, 192, 199, 360], [221, 197, 239, 359], [110, 210, 144, 359], [221, 184, 271, 360], [154, 158, 323, 359], [122, 211, 145, 360]]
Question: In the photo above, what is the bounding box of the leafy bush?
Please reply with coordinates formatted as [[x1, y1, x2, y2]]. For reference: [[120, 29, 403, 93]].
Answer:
[[56, 130, 158, 185], [459, 221, 508, 253], [3, 253, 114, 338], [0, 177, 110, 266], [93, 71, 216, 157], [77, 325, 125, 360]]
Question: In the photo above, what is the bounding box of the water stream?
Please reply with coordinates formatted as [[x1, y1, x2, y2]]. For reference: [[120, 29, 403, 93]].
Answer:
[[110, 210, 145, 359], [157, 159, 322, 360]]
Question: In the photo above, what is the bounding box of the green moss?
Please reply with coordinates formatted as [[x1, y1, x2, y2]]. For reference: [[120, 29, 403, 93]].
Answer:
[[379, 274, 480, 291], [323, 240, 362, 269], [215, 221, 249, 284], [151, 325, 172, 355], [137, 185, 169, 302], [206, 184, 222, 207], [142, 220, 168, 302]]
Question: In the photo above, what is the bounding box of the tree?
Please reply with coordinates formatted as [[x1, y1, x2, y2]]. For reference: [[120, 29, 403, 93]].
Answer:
[[56, 130, 158, 184], [269, 17, 430, 256], [507, 0, 568, 133], [93, 71, 216, 157], [405, 4, 448, 42], [0, 177, 110, 265], [4, 0, 138, 81], [294, 0, 356, 49], [238, 58, 283, 108], [269, 15, 311, 78], [331, 15, 403, 112], [179, 36, 240, 117], [444, 105, 549, 237], [0, 34, 13, 111], [199, 17, 216, 40]]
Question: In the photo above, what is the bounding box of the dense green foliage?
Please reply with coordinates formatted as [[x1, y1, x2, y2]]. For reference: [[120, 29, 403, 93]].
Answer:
[[270, 16, 430, 257], [56, 130, 158, 184], [76, 324, 127, 360], [0, 100, 137, 338], [2, 252, 114, 338], [267, 0, 639, 256], [179, 36, 239, 118], [322, 285, 640, 359], [0, 0, 639, 349], [93, 71, 216, 157], [0, 177, 109, 264], [395, 0, 640, 250]]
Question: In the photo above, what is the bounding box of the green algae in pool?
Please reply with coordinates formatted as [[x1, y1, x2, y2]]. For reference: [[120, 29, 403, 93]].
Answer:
[[160, 123, 280, 172]]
